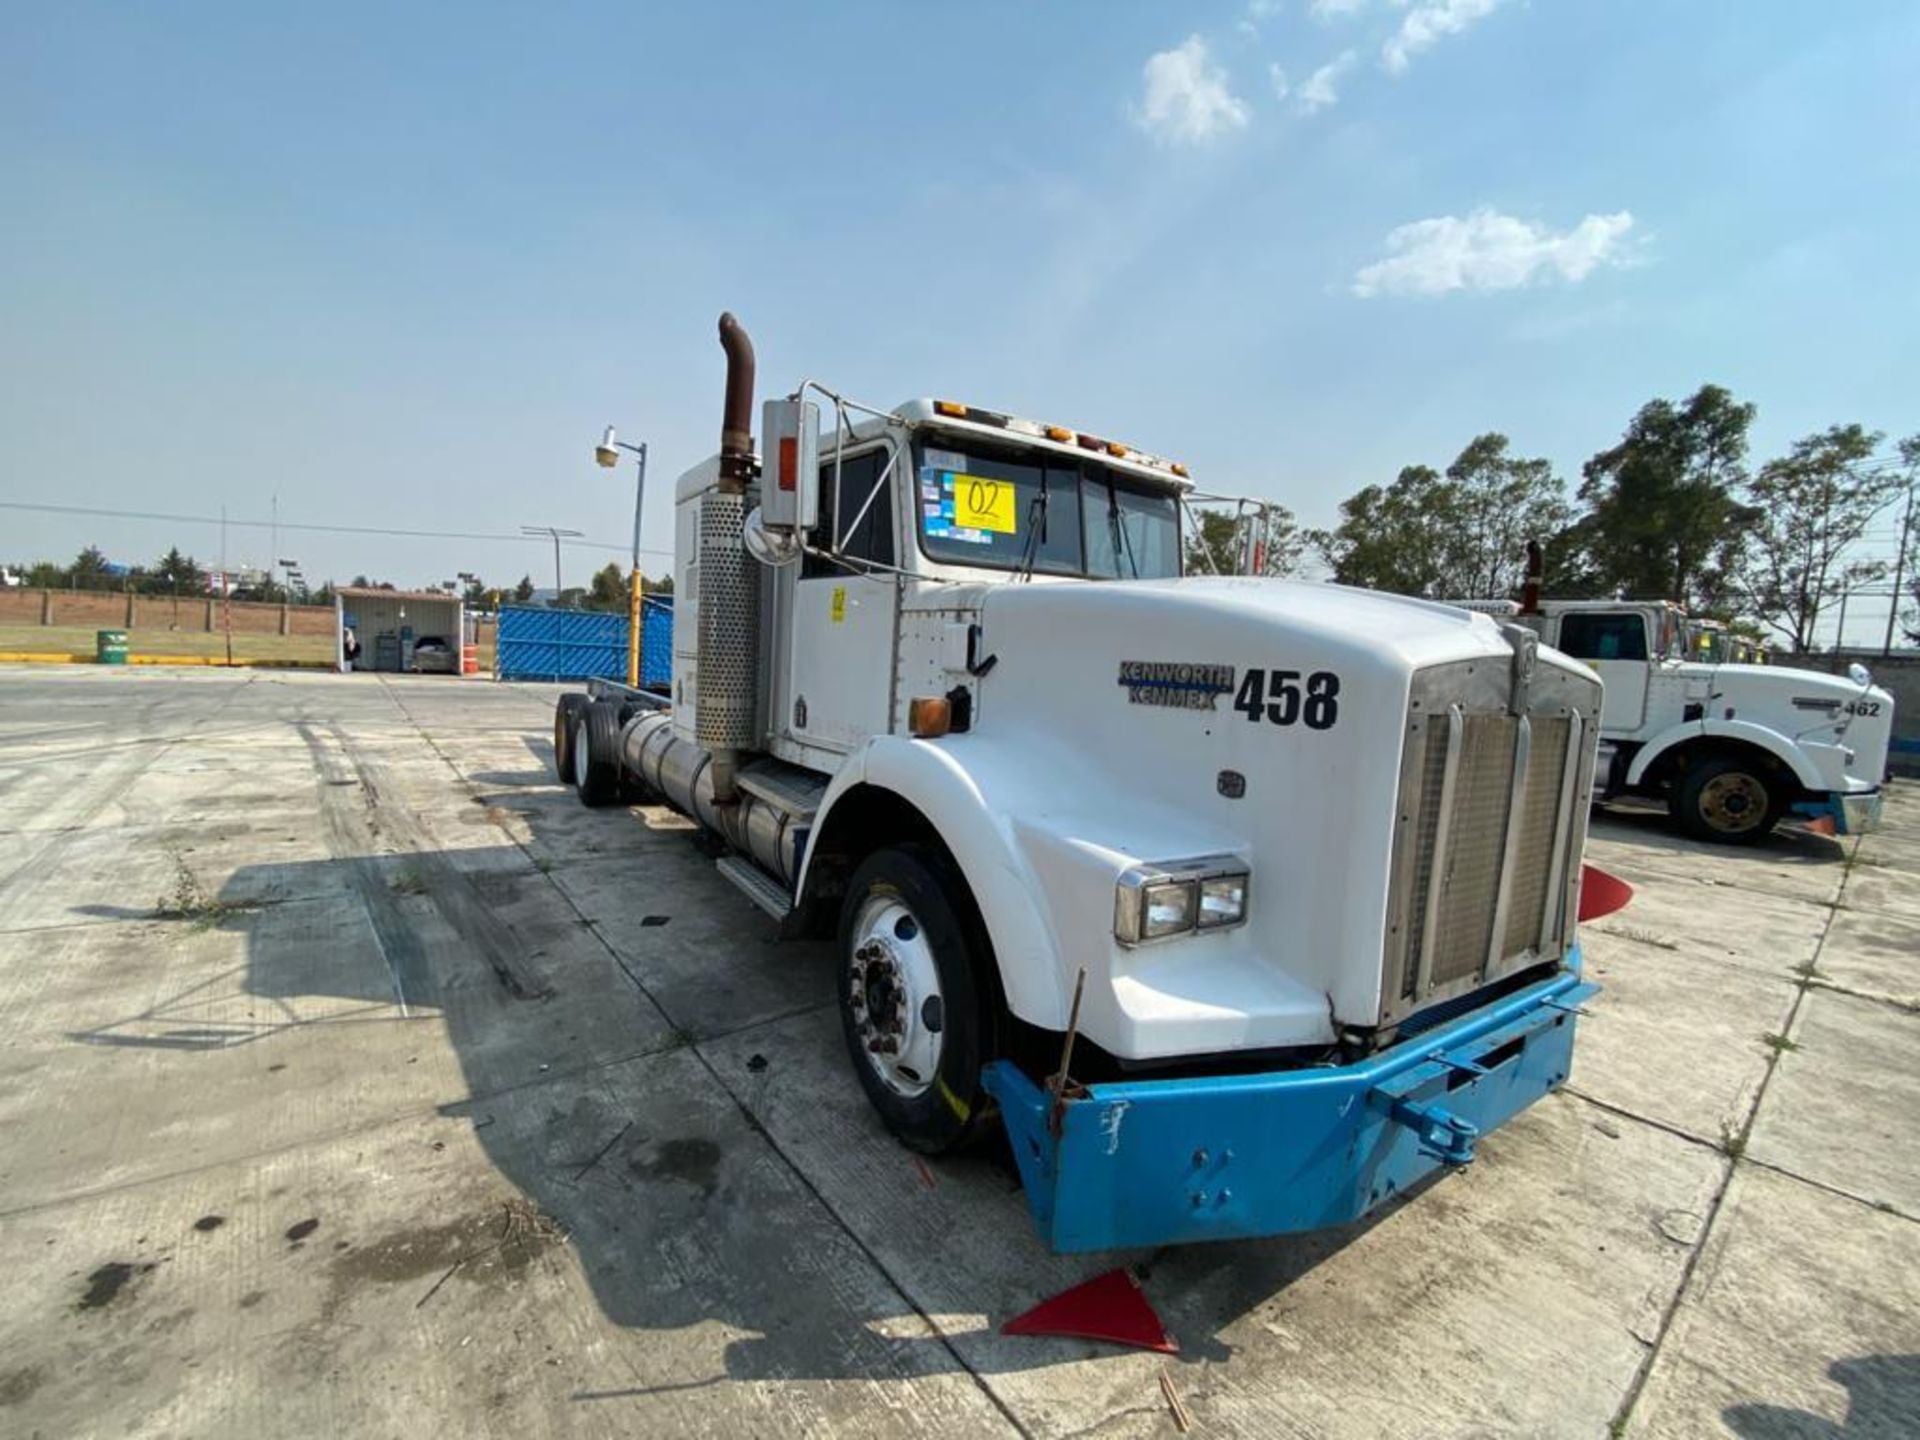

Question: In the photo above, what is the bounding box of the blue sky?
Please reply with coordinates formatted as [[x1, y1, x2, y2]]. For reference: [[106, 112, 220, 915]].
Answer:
[[4, 2, 1916, 618]]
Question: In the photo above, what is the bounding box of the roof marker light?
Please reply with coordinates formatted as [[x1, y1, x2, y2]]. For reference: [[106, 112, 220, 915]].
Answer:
[[1045, 425, 1074, 443], [934, 400, 966, 417]]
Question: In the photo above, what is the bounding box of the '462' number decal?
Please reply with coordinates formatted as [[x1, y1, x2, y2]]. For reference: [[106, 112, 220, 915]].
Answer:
[[1234, 669, 1340, 730]]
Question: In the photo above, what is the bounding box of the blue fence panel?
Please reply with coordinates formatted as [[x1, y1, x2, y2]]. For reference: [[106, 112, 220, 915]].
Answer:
[[495, 597, 674, 686], [640, 596, 673, 689]]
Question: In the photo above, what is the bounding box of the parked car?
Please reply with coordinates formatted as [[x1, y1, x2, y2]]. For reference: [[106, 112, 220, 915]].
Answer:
[[411, 635, 457, 674]]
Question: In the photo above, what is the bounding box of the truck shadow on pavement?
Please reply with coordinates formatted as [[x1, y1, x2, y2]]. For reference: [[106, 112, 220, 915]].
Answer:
[[57, 722, 1424, 1388], [1722, 1353, 1920, 1437]]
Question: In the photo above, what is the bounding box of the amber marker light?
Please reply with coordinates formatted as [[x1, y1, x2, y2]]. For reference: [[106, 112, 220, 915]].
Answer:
[[908, 696, 953, 738]]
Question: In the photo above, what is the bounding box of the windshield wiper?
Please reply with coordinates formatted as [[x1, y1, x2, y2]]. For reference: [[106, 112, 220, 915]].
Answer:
[[1014, 472, 1050, 582], [1105, 477, 1140, 579]]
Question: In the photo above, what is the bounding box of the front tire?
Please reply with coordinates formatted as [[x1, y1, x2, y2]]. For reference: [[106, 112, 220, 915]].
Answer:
[[837, 845, 996, 1154], [1671, 753, 1784, 844]]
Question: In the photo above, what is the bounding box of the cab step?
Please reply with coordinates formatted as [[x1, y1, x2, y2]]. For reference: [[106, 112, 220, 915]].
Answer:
[[716, 854, 793, 921]]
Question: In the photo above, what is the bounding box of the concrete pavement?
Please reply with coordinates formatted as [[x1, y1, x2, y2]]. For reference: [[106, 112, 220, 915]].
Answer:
[[0, 667, 1913, 1437]]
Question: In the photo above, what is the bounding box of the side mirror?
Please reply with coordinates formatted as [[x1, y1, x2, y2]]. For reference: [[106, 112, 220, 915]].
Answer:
[[760, 398, 819, 532]]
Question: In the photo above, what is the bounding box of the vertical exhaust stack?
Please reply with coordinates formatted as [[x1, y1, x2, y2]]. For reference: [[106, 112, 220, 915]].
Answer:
[[697, 311, 763, 802], [1520, 540, 1544, 616]]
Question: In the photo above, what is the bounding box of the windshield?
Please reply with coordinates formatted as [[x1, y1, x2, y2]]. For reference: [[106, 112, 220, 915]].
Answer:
[[913, 438, 1182, 579]]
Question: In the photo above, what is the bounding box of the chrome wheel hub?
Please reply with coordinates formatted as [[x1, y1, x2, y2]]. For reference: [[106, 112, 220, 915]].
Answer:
[[1700, 772, 1766, 833], [573, 719, 590, 787], [847, 895, 943, 1098]]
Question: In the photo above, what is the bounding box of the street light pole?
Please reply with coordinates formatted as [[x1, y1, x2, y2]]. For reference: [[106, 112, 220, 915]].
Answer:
[[596, 427, 650, 689]]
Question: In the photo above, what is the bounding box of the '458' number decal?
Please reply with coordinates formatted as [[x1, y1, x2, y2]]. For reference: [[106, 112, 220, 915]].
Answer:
[[1234, 669, 1340, 729]]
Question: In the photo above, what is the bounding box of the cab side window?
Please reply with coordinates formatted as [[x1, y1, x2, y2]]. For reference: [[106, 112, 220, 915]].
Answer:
[[804, 448, 895, 578], [1557, 612, 1648, 662]]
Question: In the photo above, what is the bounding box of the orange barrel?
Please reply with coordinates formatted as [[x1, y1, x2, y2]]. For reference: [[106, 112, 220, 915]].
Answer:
[[461, 643, 479, 675]]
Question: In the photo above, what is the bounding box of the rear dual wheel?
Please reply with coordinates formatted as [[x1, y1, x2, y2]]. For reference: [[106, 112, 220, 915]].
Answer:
[[552, 694, 589, 783], [573, 700, 624, 807]]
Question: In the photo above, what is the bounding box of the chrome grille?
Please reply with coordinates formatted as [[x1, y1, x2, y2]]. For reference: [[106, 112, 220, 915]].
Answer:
[[1501, 715, 1572, 956], [1426, 713, 1520, 988], [1379, 645, 1599, 1029]]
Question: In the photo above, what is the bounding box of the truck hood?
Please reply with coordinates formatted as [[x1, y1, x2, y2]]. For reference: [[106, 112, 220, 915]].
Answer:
[[943, 574, 1595, 1052], [974, 575, 1591, 681]]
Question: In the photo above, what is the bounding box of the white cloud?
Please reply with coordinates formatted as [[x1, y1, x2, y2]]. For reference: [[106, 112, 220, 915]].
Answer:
[[1296, 52, 1355, 114], [1310, 0, 1367, 19], [1268, 62, 1290, 100], [1238, 0, 1285, 36], [1134, 36, 1250, 144], [1383, 0, 1507, 75], [1352, 209, 1638, 298]]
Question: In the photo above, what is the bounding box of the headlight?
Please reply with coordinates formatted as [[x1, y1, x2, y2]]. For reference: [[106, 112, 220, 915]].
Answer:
[[1141, 880, 1196, 939], [1198, 874, 1247, 929], [1115, 856, 1249, 945]]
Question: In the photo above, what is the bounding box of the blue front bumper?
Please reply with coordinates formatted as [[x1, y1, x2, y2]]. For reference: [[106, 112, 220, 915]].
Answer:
[[982, 960, 1597, 1253]]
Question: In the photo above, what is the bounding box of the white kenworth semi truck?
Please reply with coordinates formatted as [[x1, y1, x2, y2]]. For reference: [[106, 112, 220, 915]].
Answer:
[[554, 314, 1623, 1253], [1453, 575, 1893, 843]]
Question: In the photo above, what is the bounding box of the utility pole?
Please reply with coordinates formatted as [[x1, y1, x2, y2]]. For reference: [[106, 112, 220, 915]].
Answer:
[[1883, 482, 1914, 656], [520, 526, 582, 601]]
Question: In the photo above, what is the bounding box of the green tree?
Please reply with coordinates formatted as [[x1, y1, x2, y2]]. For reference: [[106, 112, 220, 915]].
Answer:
[[151, 547, 201, 596], [585, 562, 629, 612], [1563, 385, 1758, 609], [512, 574, 535, 603], [69, 545, 113, 591], [1739, 424, 1897, 651], [1442, 434, 1571, 598], [1184, 504, 1304, 577], [1315, 435, 1567, 598], [26, 560, 67, 588]]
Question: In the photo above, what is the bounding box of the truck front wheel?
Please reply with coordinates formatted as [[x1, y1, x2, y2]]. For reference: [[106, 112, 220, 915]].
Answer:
[[1671, 753, 1784, 844], [837, 845, 994, 1154]]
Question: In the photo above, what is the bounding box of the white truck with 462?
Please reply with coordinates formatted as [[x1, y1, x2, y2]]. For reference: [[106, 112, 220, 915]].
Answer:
[[1455, 570, 1893, 843], [554, 314, 1628, 1252]]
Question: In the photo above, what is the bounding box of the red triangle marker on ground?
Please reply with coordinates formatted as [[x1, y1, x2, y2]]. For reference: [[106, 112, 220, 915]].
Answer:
[[1001, 1268, 1179, 1354], [1577, 863, 1634, 923]]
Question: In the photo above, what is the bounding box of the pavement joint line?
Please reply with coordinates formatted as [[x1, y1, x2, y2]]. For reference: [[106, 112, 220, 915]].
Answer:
[[377, 676, 1033, 1439], [1603, 853, 1852, 1436], [1801, 975, 1920, 1018], [1736, 1152, 1920, 1227], [1558, 1085, 1728, 1155], [0, 1038, 695, 1226]]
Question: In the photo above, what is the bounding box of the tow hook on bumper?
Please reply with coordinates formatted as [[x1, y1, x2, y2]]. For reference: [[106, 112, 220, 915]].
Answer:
[[1375, 1093, 1480, 1166], [981, 961, 1599, 1253]]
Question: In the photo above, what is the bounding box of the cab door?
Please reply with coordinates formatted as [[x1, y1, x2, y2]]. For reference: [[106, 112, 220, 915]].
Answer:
[[1555, 610, 1651, 732], [782, 445, 901, 751]]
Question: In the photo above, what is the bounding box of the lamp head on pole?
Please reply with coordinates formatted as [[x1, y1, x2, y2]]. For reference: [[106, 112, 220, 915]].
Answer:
[[594, 425, 621, 469]]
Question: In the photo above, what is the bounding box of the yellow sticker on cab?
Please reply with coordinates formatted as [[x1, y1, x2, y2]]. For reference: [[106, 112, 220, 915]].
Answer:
[[830, 585, 846, 624], [950, 473, 1017, 535]]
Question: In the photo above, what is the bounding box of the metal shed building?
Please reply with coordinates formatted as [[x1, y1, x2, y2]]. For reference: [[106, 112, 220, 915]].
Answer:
[[335, 587, 466, 674]]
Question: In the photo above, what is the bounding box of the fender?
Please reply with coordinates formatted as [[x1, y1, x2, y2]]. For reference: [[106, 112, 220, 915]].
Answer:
[[1623, 717, 1824, 790], [797, 734, 1072, 1032]]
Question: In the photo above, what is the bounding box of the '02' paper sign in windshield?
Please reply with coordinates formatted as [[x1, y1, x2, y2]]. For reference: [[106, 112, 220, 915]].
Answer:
[[922, 468, 1017, 545]]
